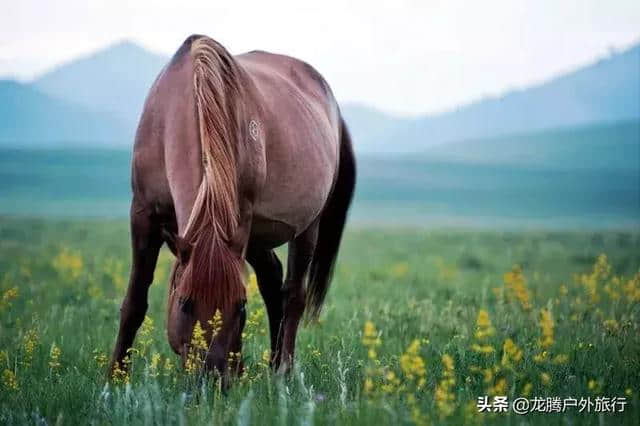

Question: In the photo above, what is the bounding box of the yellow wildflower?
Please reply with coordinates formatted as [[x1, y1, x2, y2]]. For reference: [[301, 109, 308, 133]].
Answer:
[[435, 354, 456, 418], [0, 287, 18, 310], [503, 265, 532, 310], [185, 321, 208, 374], [22, 328, 38, 366], [538, 309, 554, 349], [2, 369, 18, 391], [112, 358, 130, 384], [501, 338, 523, 367], [362, 321, 381, 359], [390, 262, 409, 279], [137, 316, 154, 357], [603, 319, 619, 333], [246, 273, 258, 299], [399, 339, 426, 383], [149, 353, 161, 377], [208, 309, 223, 338], [541, 372, 551, 386], [52, 248, 83, 280], [49, 343, 61, 373]]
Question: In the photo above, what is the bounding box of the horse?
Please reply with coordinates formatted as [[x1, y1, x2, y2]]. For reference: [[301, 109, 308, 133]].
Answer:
[[109, 34, 356, 384]]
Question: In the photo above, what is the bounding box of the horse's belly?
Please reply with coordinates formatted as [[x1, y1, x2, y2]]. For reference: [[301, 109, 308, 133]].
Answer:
[[251, 153, 336, 245]]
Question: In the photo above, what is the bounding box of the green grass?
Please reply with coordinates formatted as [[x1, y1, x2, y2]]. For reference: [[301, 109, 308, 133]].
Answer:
[[1, 217, 639, 425]]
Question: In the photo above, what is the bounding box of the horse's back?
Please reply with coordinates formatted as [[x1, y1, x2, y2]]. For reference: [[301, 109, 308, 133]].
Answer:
[[237, 51, 342, 241]]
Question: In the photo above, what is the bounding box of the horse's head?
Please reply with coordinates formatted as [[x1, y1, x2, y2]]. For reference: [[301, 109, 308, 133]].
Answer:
[[165, 232, 247, 380]]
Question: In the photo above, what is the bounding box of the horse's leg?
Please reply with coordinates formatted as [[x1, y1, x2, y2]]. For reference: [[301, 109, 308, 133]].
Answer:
[[110, 204, 163, 373], [246, 246, 284, 369], [278, 222, 319, 374]]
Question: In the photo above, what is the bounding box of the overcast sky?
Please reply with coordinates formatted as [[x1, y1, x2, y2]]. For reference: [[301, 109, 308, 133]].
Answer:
[[1, 0, 639, 116]]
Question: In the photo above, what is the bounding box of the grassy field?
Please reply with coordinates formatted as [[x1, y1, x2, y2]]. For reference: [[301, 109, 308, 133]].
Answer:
[[1, 217, 639, 425]]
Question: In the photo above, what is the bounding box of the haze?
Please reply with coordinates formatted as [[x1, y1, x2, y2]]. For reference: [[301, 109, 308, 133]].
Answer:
[[1, 0, 639, 115]]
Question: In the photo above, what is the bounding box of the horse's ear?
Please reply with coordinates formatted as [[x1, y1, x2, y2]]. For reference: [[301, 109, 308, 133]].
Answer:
[[162, 230, 192, 264]]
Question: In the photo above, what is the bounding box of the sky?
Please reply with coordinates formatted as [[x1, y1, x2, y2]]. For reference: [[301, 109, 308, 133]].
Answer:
[[1, 0, 639, 116]]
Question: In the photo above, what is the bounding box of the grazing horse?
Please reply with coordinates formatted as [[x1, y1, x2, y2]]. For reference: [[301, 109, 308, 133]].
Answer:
[[110, 35, 356, 382]]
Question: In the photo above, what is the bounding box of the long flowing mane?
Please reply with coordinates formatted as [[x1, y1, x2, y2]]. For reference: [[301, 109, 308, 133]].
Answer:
[[178, 36, 246, 311]]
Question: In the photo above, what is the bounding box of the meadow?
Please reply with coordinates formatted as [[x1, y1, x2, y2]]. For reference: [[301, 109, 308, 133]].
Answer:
[[1, 217, 639, 425]]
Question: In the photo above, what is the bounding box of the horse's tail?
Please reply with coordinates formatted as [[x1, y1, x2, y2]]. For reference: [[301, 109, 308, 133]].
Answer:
[[305, 117, 356, 320]]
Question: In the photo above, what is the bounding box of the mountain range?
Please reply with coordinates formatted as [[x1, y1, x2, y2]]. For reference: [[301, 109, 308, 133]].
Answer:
[[0, 40, 638, 154]]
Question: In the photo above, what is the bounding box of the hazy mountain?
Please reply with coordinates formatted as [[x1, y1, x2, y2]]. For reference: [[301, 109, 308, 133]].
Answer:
[[0, 80, 127, 146], [33, 40, 167, 130], [345, 44, 640, 152], [422, 119, 640, 171], [1, 39, 638, 154]]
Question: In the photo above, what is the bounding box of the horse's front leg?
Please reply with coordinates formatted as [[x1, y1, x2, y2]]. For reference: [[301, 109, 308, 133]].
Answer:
[[278, 222, 319, 374], [246, 246, 284, 369], [110, 203, 163, 374]]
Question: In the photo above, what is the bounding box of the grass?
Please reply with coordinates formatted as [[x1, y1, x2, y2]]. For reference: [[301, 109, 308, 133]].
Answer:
[[0, 217, 639, 425]]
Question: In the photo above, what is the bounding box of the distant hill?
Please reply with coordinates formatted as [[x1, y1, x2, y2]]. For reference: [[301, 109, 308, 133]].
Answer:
[[0, 39, 638, 155], [33, 40, 167, 130], [422, 119, 640, 171], [345, 44, 640, 152], [0, 80, 127, 146]]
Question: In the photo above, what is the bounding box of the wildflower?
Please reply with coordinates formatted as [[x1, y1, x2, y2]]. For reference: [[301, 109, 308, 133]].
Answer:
[[246, 273, 258, 299], [2, 369, 18, 391], [242, 307, 264, 340], [93, 350, 108, 368], [488, 377, 507, 395], [501, 338, 523, 368], [551, 354, 569, 365], [259, 349, 270, 368], [603, 319, 619, 333], [208, 309, 223, 338], [364, 377, 374, 394], [390, 262, 409, 279], [185, 321, 208, 374], [149, 353, 161, 377], [0, 287, 18, 311], [474, 310, 495, 340], [588, 379, 601, 393], [540, 372, 551, 386], [471, 344, 495, 355], [22, 328, 38, 366], [625, 388, 632, 397], [137, 316, 154, 357], [111, 358, 130, 384], [49, 343, 61, 374], [399, 339, 426, 385], [623, 272, 640, 302], [163, 357, 174, 377], [559, 284, 568, 297], [471, 310, 495, 355], [435, 354, 456, 418], [538, 309, 554, 349], [577, 254, 609, 304], [52, 248, 83, 280], [362, 321, 381, 359], [503, 265, 532, 310], [522, 382, 533, 397]]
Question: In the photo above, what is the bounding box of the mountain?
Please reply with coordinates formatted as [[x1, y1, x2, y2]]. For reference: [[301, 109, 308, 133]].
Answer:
[[345, 44, 640, 152], [1, 39, 638, 153], [33, 40, 167, 130], [0, 80, 128, 146], [422, 119, 640, 171]]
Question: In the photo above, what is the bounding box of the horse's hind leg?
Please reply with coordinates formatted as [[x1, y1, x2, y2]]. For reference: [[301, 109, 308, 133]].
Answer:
[[110, 202, 163, 374], [246, 246, 284, 369], [279, 222, 319, 374]]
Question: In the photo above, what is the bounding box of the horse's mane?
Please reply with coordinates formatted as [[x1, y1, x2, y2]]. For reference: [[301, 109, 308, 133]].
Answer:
[[178, 36, 246, 311]]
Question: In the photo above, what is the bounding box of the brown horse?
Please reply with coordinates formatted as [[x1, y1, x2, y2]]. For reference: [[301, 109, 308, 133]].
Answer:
[[110, 35, 356, 382]]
